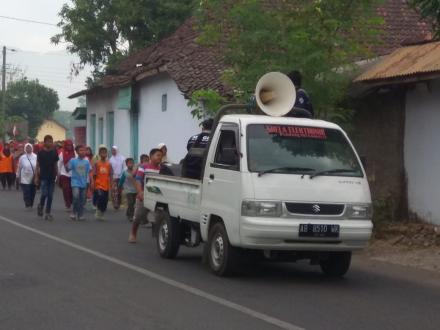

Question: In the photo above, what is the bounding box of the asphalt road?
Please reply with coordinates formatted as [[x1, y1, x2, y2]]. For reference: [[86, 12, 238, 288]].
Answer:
[[0, 188, 439, 330]]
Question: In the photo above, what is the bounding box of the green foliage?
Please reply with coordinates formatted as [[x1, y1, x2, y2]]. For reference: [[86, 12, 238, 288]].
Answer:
[[372, 194, 396, 231], [196, 0, 383, 122], [4, 79, 59, 138], [4, 116, 28, 141], [409, 0, 440, 37], [52, 0, 196, 78], [187, 89, 226, 120]]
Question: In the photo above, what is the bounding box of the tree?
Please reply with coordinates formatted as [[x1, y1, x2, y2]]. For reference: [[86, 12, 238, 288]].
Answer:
[[195, 0, 383, 123], [51, 0, 196, 81], [5, 79, 59, 138], [408, 0, 440, 37]]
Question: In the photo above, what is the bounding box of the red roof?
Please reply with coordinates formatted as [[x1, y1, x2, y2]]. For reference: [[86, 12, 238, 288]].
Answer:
[[69, 0, 432, 99], [374, 0, 432, 55], [78, 18, 231, 99]]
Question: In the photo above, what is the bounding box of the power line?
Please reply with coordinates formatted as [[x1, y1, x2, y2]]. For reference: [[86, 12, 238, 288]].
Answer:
[[0, 15, 58, 27]]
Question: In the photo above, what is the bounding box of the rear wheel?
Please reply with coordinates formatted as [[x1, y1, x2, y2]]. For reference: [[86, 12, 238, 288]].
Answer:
[[207, 222, 238, 276], [319, 251, 351, 277], [156, 212, 180, 259]]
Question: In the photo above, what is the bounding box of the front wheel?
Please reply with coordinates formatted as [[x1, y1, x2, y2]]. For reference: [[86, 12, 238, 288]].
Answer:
[[319, 251, 352, 277], [207, 223, 238, 276], [156, 212, 180, 259]]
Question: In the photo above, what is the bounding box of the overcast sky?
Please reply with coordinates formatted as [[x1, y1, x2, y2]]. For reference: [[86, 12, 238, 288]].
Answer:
[[1, 0, 91, 111]]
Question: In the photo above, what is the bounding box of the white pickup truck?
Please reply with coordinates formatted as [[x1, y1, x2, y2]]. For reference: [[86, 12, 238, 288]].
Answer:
[[144, 106, 373, 277]]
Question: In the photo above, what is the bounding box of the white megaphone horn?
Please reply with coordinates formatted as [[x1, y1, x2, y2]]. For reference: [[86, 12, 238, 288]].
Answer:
[[255, 72, 296, 117]]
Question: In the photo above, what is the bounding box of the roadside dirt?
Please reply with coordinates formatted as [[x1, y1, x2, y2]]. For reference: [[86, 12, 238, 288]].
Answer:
[[363, 222, 440, 273]]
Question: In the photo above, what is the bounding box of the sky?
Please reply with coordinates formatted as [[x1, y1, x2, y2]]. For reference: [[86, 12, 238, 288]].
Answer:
[[0, 0, 91, 111]]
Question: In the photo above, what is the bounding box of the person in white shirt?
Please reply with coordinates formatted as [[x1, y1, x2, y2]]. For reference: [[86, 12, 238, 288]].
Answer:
[[109, 145, 126, 210], [17, 143, 37, 209]]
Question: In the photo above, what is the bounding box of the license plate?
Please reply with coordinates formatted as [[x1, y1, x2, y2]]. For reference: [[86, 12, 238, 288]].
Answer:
[[298, 224, 340, 238]]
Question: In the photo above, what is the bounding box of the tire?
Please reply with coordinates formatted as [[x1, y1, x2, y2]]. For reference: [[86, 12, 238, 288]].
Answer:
[[319, 251, 352, 277], [207, 222, 238, 276], [156, 212, 180, 259]]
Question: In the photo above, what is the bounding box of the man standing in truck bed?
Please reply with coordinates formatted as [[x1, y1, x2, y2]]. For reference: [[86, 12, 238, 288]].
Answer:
[[182, 118, 213, 180]]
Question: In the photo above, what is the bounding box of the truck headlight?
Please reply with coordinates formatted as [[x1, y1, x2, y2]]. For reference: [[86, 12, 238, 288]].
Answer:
[[241, 200, 282, 217], [347, 204, 372, 219]]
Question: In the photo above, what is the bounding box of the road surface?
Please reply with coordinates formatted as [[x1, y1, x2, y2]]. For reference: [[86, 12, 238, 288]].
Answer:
[[0, 188, 439, 330]]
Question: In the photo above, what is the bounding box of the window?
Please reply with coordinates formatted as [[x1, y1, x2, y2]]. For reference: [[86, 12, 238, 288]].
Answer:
[[161, 94, 167, 112], [107, 112, 114, 149], [130, 111, 139, 162], [213, 129, 239, 170], [90, 114, 96, 153], [247, 124, 363, 177], [98, 117, 104, 145]]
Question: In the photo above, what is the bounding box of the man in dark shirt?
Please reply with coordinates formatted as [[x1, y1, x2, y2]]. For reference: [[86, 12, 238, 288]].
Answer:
[[287, 70, 314, 118], [35, 135, 59, 221], [182, 118, 213, 179]]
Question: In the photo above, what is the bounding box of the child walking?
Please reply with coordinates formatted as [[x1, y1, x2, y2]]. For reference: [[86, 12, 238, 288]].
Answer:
[[94, 146, 112, 220], [118, 158, 137, 222], [67, 145, 93, 221], [129, 148, 163, 243]]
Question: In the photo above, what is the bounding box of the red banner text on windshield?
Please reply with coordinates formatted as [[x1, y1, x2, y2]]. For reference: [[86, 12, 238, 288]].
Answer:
[[264, 125, 327, 139]]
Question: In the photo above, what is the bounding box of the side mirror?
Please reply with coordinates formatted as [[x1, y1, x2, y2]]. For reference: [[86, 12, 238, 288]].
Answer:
[[360, 156, 367, 169]]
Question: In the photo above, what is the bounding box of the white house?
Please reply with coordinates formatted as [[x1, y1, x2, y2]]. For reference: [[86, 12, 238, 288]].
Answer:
[[355, 41, 440, 225], [84, 74, 201, 162], [69, 18, 230, 162]]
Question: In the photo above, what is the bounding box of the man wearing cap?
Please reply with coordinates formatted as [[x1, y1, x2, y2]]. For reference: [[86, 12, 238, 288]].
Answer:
[[286, 70, 314, 118]]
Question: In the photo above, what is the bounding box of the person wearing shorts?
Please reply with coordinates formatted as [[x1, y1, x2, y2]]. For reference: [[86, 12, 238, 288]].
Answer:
[[128, 148, 162, 243]]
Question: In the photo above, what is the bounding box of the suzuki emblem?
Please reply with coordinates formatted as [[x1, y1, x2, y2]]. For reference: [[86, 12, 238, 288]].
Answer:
[[312, 204, 321, 213]]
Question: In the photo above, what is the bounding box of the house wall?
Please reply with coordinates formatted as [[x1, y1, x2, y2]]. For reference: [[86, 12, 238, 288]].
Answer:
[[36, 120, 66, 142], [405, 80, 440, 225], [138, 73, 199, 162], [86, 88, 131, 156], [351, 88, 407, 220]]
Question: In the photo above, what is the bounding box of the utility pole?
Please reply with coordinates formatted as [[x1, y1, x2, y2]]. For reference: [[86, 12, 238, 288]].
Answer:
[[2, 46, 5, 94], [1, 46, 6, 138]]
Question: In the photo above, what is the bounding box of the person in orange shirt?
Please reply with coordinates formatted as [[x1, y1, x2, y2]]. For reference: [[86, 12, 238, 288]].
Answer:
[[0, 145, 15, 190], [93, 146, 112, 220]]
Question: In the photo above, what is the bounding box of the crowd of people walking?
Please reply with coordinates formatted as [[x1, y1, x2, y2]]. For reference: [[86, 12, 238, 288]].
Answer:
[[0, 135, 170, 242]]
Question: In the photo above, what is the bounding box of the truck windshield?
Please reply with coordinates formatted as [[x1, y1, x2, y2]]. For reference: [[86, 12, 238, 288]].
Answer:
[[247, 124, 363, 178]]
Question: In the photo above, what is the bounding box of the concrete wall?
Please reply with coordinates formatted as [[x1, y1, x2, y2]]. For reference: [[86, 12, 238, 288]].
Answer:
[[405, 80, 440, 225], [137, 73, 199, 162], [351, 88, 407, 220], [114, 109, 131, 158], [86, 88, 131, 156]]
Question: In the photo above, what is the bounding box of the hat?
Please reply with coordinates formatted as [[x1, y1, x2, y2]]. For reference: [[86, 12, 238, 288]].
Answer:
[[158, 143, 166, 149], [98, 144, 107, 151]]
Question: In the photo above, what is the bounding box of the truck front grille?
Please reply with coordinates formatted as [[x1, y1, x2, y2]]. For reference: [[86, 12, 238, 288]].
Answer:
[[285, 203, 344, 215]]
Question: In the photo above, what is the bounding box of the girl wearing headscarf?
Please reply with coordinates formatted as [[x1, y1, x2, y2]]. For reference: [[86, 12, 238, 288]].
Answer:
[[57, 139, 75, 210], [157, 143, 171, 164], [0, 145, 15, 190], [17, 143, 37, 208], [109, 146, 126, 210], [14, 143, 25, 190]]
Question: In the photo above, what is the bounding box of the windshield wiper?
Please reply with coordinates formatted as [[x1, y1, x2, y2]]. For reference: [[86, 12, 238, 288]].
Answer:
[[309, 168, 357, 179], [258, 167, 315, 177]]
